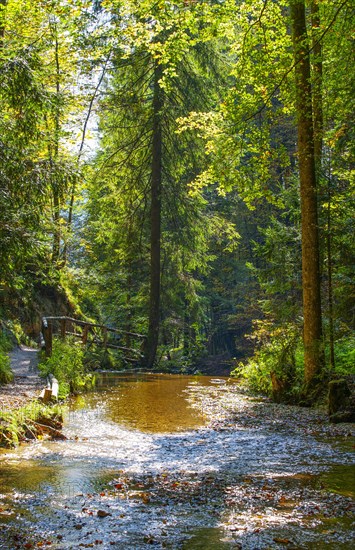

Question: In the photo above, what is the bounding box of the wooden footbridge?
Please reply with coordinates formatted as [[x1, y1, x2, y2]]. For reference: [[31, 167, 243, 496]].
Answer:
[[41, 316, 146, 365]]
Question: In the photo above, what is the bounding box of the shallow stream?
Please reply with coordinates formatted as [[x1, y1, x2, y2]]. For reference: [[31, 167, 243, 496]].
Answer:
[[0, 374, 354, 549]]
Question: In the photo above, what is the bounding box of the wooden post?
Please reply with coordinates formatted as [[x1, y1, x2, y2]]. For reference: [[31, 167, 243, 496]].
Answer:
[[60, 318, 66, 340], [43, 319, 53, 357], [47, 321, 53, 357], [39, 374, 59, 402], [48, 374, 59, 400]]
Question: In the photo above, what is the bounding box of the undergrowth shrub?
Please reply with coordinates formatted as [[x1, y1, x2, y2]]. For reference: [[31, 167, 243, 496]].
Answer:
[[0, 402, 63, 448], [0, 351, 13, 385], [0, 331, 13, 352], [231, 321, 303, 402], [332, 335, 355, 375], [39, 338, 95, 398], [0, 332, 13, 385], [84, 347, 117, 370], [1, 320, 36, 347]]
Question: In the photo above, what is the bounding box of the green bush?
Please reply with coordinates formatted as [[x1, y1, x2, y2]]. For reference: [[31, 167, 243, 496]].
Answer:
[[0, 330, 13, 385], [1, 320, 36, 347], [333, 335, 355, 375], [233, 356, 272, 395], [0, 402, 63, 448], [0, 331, 13, 352], [0, 351, 13, 385], [231, 321, 303, 401], [39, 339, 95, 398]]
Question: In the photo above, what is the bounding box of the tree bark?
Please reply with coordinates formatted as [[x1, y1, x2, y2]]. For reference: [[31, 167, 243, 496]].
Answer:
[[142, 63, 163, 369], [51, 24, 62, 265], [310, 1, 335, 370], [311, 0, 323, 167], [290, 0, 323, 388], [327, 180, 335, 368]]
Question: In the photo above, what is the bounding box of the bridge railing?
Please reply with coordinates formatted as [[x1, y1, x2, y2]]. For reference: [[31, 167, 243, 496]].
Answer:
[[41, 316, 146, 364]]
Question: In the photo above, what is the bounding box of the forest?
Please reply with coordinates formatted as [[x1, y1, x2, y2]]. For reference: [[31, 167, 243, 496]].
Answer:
[[0, 2, 354, 548], [0, 0, 354, 403]]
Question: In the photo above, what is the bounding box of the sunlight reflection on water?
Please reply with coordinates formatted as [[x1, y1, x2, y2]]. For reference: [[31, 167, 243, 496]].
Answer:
[[0, 374, 353, 549]]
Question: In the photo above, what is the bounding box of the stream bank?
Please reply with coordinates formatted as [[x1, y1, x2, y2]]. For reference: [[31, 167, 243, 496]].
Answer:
[[0, 347, 63, 448], [0, 374, 354, 549]]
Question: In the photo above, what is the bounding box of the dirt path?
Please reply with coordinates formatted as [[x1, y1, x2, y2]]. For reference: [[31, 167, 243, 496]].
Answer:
[[0, 347, 42, 411]]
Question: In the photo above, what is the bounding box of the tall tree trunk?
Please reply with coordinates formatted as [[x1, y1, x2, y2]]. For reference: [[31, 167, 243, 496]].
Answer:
[[183, 297, 190, 357], [311, 0, 335, 369], [327, 176, 335, 368], [290, 1, 323, 389], [143, 63, 163, 369], [51, 24, 61, 264], [311, 0, 323, 167]]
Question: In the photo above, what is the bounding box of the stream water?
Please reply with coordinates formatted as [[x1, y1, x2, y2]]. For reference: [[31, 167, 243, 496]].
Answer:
[[0, 374, 354, 549]]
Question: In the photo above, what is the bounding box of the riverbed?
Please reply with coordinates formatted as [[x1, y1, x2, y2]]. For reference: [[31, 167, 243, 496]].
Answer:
[[0, 374, 354, 549]]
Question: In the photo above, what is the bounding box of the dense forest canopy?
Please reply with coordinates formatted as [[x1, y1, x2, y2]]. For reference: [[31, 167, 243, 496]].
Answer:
[[0, 0, 354, 400]]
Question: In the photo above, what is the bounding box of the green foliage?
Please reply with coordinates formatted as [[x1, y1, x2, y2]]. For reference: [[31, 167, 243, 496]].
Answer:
[[0, 351, 13, 385], [332, 336, 355, 376], [0, 0, 353, 393], [39, 339, 95, 398], [0, 330, 13, 385], [0, 331, 13, 352], [0, 401, 63, 448], [157, 345, 192, 373], [84, 348, 117, 371], [232, 322, 304, 401], [1, 319, 36, 347]]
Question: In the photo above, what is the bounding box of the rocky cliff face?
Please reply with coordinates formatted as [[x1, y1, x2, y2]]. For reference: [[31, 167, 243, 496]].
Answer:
[[1, 281, 77, 340]]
